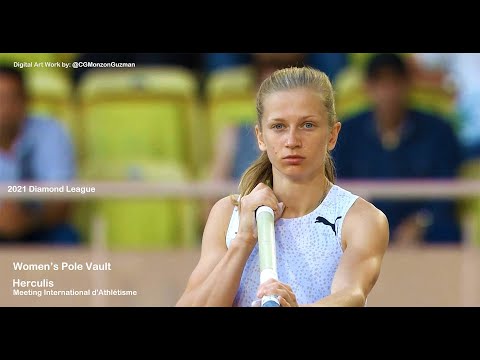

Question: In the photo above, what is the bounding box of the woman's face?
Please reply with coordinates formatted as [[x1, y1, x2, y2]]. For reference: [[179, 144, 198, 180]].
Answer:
[[256, 88, 340, 182]]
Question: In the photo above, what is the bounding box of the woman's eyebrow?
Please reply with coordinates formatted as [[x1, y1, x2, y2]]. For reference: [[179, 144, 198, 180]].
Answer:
[[267, 115, 319, 122]]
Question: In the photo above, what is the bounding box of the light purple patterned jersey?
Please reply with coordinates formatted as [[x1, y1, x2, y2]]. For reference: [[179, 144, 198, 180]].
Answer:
[[226, 185, 359, 307]]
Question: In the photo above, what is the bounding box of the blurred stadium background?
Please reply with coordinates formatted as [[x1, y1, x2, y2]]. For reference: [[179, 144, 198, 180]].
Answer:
[[0, 53, 479, 306]]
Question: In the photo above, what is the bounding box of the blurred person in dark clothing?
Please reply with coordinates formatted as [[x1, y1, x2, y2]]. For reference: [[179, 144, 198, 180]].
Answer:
[[0, 65, 79, 244], [333, 53, 462, 246], [204, 53, 347, 83]]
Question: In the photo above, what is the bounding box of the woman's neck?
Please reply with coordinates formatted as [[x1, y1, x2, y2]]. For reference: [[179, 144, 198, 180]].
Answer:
[[272, 171, 331, 219]]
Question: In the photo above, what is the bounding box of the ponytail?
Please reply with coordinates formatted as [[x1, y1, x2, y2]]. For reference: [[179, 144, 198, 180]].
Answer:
[[325, 151, 336, 183], [238, 151, 272, 197]]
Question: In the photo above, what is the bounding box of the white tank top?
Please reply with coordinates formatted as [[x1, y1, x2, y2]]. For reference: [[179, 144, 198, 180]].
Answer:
[[226, 184, 359, 307]]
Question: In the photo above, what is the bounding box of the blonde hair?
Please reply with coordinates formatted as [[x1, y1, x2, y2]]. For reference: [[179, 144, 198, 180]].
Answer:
[[234, 67, 337, 202]]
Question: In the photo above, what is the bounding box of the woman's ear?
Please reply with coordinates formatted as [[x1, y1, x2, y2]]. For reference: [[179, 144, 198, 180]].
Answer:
[[255, 124, 267, 152], [328, 121, 341, 151]]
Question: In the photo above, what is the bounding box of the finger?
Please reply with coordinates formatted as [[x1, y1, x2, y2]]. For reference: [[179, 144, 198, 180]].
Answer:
[[256, 278, 278, 297], [263, 196, 281, 214], [255, 202, 278, 215], [282, 282, 293, 293], [278, 296, 290, 307], [260, 283, 296, 304], [258, 281, 281, 296], [274, 202, 285, 221], [252, 182, 269, 192], [259, 285, 290, 302], [243, 194, 278, 215], [260, 279, 288, 293], [255, 190, 279, 211]]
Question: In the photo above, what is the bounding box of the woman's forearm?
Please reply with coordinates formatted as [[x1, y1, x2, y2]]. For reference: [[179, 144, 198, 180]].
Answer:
[[178, 235, 254, 307], [303, 287, 366, 307]]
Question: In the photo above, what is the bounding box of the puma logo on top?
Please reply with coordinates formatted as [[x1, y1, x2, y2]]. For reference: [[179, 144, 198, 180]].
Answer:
[[315, 216, 342, 236]]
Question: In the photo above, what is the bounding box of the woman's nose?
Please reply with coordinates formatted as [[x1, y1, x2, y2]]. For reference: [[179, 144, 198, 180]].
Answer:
[[285, 129, 301, 148]]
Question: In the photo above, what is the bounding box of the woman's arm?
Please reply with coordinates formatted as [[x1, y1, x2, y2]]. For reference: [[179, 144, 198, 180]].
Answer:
[[177, 183, 283, 307], [176, 196, 256, 307], [308, 198, 389, 307]]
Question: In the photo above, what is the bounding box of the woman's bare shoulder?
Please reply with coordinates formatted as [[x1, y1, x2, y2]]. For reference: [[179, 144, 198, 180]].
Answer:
[[342, 197, 389, 249], [349, 197, 388, 226], [212, 194, 238, 212], [207, 195, 239, 229]]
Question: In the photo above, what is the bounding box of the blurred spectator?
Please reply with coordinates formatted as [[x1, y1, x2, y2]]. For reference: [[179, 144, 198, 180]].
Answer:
[[203, 53, 251, 73], [308, 53, 348, 83], [0, 65, 79, 244], [409, 53, 480, 161], [333, 53, 462, 246], [203, 53, 347, 83]]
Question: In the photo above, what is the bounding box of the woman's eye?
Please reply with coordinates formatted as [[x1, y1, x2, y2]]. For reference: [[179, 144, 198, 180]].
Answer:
[[304, 122, 314, 129], [273, 124, 284, 129]]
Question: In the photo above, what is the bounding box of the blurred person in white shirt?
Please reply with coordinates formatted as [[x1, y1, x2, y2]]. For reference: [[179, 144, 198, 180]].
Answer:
[[410, 53, 480, 161]]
